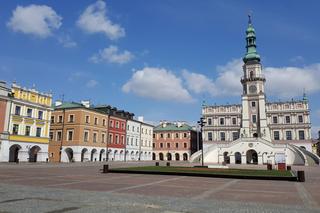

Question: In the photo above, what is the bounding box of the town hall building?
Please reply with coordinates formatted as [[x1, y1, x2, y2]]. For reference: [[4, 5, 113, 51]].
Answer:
[[191, 17, 319, 166]]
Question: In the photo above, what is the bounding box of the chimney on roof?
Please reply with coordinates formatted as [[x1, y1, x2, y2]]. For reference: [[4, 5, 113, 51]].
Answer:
[[55, 100, 62, 107], [81, 100, 90, 108], [137, 116, 144, 122]]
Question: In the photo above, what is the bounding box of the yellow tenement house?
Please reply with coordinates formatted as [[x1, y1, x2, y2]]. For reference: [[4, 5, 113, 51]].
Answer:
[[0, 82, 52, 162]]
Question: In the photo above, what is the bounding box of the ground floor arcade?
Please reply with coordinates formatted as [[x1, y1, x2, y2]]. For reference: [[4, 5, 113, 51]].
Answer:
[[0, 140, 48, 162]]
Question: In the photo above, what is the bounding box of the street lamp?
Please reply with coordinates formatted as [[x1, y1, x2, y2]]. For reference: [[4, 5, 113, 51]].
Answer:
[[197, 117, 206, 167]]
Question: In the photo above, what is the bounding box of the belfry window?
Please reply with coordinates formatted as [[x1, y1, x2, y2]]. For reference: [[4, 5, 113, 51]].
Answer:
[[252, 115, 257, 123]]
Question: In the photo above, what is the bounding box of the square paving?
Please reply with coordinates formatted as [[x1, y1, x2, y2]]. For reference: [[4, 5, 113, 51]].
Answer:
[[0, 162, 319, 212]]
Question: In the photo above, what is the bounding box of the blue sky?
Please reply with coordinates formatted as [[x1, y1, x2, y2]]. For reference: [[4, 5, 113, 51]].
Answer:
[[1, 1, 320, 137]]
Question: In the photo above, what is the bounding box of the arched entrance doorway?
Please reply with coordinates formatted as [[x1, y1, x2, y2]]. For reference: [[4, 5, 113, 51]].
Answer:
[[9, 144, 21, 162], [91, 149, 97, 161], [175, 153, 180, 161], [246, 149, 258, 164], [65, 148, 73, 162], [152, 153, 156, 160], [81, 148, 88, 162], [223, 152, 230, 164], [235, 152, 241, 164], [167, 153, 172, 161], [159, 153, 164, 161], [183, 153, 188, 161], [99, 149, 105, 161], [29, 146, 41, 162]]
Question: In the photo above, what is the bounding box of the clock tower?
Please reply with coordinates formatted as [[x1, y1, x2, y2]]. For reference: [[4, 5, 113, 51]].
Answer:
[[240, 15, 271, 141]]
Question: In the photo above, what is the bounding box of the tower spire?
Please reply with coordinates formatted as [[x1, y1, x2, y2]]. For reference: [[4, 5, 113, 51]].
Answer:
[[243, 14, 260, 63]]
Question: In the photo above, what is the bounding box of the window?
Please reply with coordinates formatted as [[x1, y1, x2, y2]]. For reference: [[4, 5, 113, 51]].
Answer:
[[160, 133, 164, 138], [110, 120, 113, 127], [127, 137, 129, 145], [57, 131, 62, 141], [285, 116, 291, 124], [175, 133, 179, 138], [58, 115, 63, 123], [115, 135, 119, 144], [103, 119, 106, 126], [175, 143, 178, 148], [208, 132, 213, 141], [132, 126, 135, 132], [164, 142, 169, 148], [102, 133, 105, 143], [160, 143, 163, 148], [67, 130, 73, 141], [109, 134, 113, 144], [15, 106, 21, 115], [94, 117, 98, 125], [167, 133, 171, 138], [232, 118, 237, 125], [137, 127, 139, 132], [69, 115, 74, 123], [220, 118, 225, 125], [36, 127, 41, 137], [286, 131, 292, 140], [121, 123, 124, 129], [298, 115, 303, 123], [252, 115, 257, 123], [184, 143, 187, 148], [27, 108, 32, 117], [274, 131, 280, 140], [135, 138, 138, 146], [116, 122, 119, 128], [85, 115, 90, 124], [232, 132, 239, 140], [49, 131, 54, 140], [273, 116, 278, 124], [38, 111, 43, 120], [25, 126, 31, 136], [84, 131, 89, 142], [251, 101, 256, 107], [183, 133, 187, 138], [208, 118, 212, 125], [298, 130, 305, 140], [93, 133, 97, 143], [153, 134, 155, 138], [51, 116, 55, 123], [220, 132, 226, 141], [12, 124, 19, 135], [153, 143, 155, 148], [122, 136, 125, 144]]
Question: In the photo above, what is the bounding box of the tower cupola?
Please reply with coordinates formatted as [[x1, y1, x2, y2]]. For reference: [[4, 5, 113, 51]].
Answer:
[[243, 15, 261, 63]]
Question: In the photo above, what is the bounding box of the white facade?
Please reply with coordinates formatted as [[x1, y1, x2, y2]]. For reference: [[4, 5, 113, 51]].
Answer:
[[140, 122, 153, 161], [126, 120, 141, 161], [191, 19, 319, 166], [60, 146, 107, 162]]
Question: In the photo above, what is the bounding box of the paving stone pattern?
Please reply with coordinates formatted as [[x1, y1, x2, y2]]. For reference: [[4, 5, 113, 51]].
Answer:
[[0, 162, 319, 213]]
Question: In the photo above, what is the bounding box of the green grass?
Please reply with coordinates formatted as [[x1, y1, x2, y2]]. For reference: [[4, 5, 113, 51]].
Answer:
[[113, 166, 293, 177]]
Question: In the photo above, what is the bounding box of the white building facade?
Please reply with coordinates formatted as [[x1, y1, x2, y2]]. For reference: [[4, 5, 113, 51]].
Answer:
[[140, 120, 153, 161], [191, 17, 319, 166], [126, 120, 141, 161]]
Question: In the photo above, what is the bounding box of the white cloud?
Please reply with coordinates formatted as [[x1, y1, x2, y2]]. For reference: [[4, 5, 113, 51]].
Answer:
[[264, 65, 320, 98], [86, 79, 99, 88], [90, 45, 134, 64], [183, 59, 243, 97], [122, 67, 194, 103], [58, 34, 77, 48], [183, 58, 320, 98], [7, 4, 62, 38], [77, 0, 125, 40]]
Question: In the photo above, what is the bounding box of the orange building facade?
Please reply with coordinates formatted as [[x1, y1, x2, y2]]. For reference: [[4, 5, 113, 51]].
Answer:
[[49, 101, 109, 162]]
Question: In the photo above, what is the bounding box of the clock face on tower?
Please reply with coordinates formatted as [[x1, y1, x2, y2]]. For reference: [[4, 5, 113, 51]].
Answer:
[[249, 85, 257, 94]]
